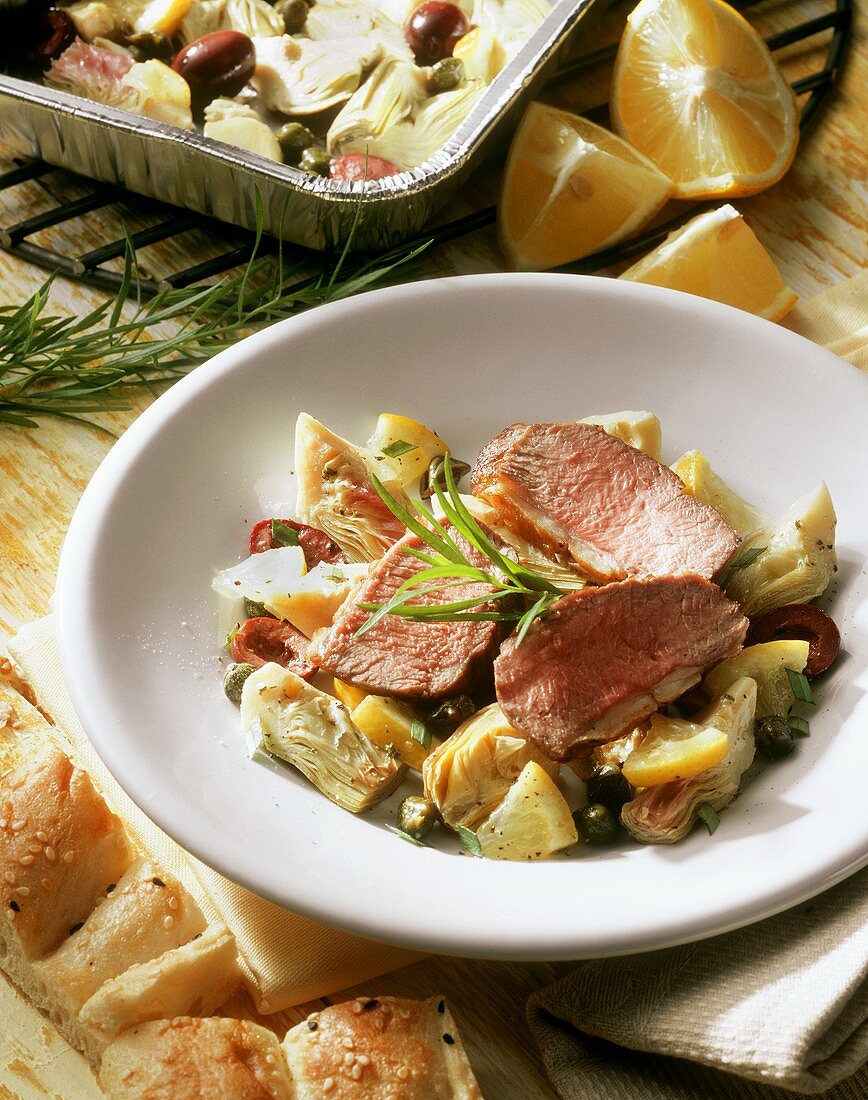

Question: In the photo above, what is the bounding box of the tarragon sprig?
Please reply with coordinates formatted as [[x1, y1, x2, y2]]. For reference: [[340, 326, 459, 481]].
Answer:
[[355, 455, 566, 641]]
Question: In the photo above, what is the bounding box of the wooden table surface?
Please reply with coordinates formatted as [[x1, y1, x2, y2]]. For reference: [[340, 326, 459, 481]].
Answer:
[[1, 1, 865, 1095]]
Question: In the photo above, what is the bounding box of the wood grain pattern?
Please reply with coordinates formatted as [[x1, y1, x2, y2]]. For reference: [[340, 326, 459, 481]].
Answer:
[[1, 0, 865, 1094]]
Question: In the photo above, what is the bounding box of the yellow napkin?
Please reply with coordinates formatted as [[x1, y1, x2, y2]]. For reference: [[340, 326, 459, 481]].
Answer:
[[528, 273, 868, 1099], [6, 616, 421, 1014]]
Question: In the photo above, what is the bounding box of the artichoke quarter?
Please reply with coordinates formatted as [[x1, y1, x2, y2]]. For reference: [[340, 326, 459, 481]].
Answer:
[[470, 0, 548, 52], [304, 0, 412, 62], [180, 0, 285, 42], [723, 482, 837, 617], [327, 59, 431, 156], [241, 662, 407, 812], [620, 677, 757, 844], [253, 34, 382, 115]]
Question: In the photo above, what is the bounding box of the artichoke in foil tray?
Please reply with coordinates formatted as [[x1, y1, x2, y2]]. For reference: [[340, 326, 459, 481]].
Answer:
[[253, 33, 381, 115], [203, 97, 282, 159], [241, 662, 407, 812], [295, 413, 410, 562], [470, 0, 549, 52], [337, 80, 486, 169], [724, 482, 837, 617], [180, 0, 284, 41], [621, 677, 757, 844], [422, 702, 558, 831], [328, 58, 430, 155], [305, 0, 413, 62]]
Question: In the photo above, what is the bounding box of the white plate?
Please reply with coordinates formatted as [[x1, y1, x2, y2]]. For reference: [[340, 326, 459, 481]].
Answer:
[[56, 275, 868, 959]]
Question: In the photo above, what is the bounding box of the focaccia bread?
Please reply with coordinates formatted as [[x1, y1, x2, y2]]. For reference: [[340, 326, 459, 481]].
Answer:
[[283, 995, 483, 1099], [100, 1016, 295, 1099], [0, 681, 242, 1066]]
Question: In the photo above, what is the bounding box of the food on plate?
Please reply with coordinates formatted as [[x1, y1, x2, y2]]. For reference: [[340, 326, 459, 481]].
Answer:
[[620, 205, 799, 322], [471, 422, 739, 581], [240, 662, 407, 810], [28, 0, 547, 175], [611, 0, 799, 198], [282, 995, 483, 1099], [621, 677, 757, 843], [497, 103, 674, 271], [214, 407, 840, 858], [0, 682, 242, 1067], [309, 528, 505, 700], [494, 576, 748, 760], [721, 482, 837, 617]]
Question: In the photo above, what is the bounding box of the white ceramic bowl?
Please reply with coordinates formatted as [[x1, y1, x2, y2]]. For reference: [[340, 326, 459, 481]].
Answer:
[[56, 274, 868, 959]]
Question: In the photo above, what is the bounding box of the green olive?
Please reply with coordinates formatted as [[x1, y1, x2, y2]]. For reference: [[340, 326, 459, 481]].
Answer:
[[574, 803, 620, 845], [428, 695, 476, 733], [397, 796, 439, 840], [585, 765, 632, 814], [299, 145, 332, 177], [223, 662, 256, 705], [276, 121, 315, 166], [754, 715, 795, 760], [274, 0, 309, 33], [428, 56, 464, 93]]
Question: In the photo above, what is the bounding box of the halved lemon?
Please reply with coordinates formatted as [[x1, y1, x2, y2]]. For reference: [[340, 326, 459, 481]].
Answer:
[[498, 103, 673, 271], [476, 761, 578, 860], [621, 205, 797, 321], [611, 0, 799, 198]]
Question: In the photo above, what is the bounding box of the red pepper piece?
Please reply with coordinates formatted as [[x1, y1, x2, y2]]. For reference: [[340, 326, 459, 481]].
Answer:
[[248, 518, 348, 568], [230, 617, 317, 679]]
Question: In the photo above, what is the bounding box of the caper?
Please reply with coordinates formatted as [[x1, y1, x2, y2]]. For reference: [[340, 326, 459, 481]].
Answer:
[[397, 796, 439, 841], [420, 455, 472, 499], [274, 0, 308, 33], [428, 56, 464, 93], [428, 694, 476, 733], [244, 597, 272, 619], [126, 31, 174, 63], [277, 121, 315, 166], [223, 662, 256, 704], [754, 715, 795, 760], [574, 803, 620, 845], [585, 765, 632, 814], [299, 144, 332, 177]]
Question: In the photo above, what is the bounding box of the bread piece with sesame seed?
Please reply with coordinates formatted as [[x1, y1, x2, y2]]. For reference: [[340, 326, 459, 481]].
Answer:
[[100, 1016, 295, 1099], [282, 995, 483, 1099]]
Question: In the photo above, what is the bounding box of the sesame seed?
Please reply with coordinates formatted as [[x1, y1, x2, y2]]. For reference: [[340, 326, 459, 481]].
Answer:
[[41, 878, 51, 892], [396, 1066, 409, 1080], [44, 847, 56, 862], [437, 999, 445, 1013], [27, 843, 41, 854], [356, 1054, 370, 1066], [307, 1012, 320, 1023], [350, 1064, 362, 1080], [0, 819, 6, 829], [342, 1052, 354, 1066], [163, 915, 174, 929], [341, 1037, 354, 1050], [121, 1069, 135, 1081], [35, 831, 48, 843], [168, 896, 178, 910], [442, 1033, 455, 1044], [15, 886, 29, 897], [322, 1079, 335, 1094], [363, 999, 379, 1010], [265, 1054, 276, 1065], [352, 1000, 364, 1014], [152, 877, 166, 888], [307, 1020, 319, 1031], [9, 900, 20, 912], [62, 851, 74, 864], [3, 871, 14, 885], [399, 1008, 411, 1019], [10, 720, 21, 730], [11, 819, 26, 832], [7, 908, 15, 921], [19, 855, 34, 866]]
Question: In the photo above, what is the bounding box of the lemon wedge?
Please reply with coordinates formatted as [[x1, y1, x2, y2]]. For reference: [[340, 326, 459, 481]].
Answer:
[[476, 761, 578, 860], [704, 640, 809, 717], [623, 714, 730, 787]]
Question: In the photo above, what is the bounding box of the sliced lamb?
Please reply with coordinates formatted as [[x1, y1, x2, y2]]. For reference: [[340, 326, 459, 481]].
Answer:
[[471, 422, 739, 582], [494, 575, 748, 761], [309, 529, 504, 701]]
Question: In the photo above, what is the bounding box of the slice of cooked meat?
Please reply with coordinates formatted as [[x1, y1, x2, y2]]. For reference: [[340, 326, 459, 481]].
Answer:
[[471, 422, 739, 581], [494, 575, 748, 761], [309, 529, 504, 701]]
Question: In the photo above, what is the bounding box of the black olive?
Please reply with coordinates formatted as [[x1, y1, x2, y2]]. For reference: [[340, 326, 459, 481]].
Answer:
[[574, 803, 620, 845], [585, 764, 632, 813], [754, 715, 796, 760]]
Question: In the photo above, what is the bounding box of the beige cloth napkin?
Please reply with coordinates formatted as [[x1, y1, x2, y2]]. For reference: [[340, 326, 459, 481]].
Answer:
[[528, 272, 868, 1100], [7, 616, 421, 1014]]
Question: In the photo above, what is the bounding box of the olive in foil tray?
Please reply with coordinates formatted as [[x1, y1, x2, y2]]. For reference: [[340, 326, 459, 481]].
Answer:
[[241, 662, 407, 812]]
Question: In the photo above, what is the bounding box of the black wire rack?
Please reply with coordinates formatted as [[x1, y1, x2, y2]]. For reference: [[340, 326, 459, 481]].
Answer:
[[0, 0, 852, 296]]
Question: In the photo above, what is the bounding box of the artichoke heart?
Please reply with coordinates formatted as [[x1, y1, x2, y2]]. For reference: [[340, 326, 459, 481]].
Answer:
[[180, 0, 284, 41], [578, 410, 662, 461], [621, 677, 757, 844], [724, 482, 837, 617], [422, 702, 557, 831], [328, 59, 430, 156], [241, 662, 406, 812], [305, 0, 412, 61], [672, 450, 763, 537], [295, 413, 411, 562], [470, 0, 548, 52], [338, 80, 486, 169], [253, 34, 381, 116], [461, 495, 587, 591]]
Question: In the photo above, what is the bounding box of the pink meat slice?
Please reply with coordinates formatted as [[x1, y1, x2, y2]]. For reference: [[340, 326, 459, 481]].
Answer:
[[309, 529, 504, 701], [471, 422, 739, 582], [494, 575, 748, 761]]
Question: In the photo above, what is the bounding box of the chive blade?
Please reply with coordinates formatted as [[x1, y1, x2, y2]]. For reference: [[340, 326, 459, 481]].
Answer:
[[788, 715, 810, 738], [785, 667, 815, 705], [387, 825, 430, 848], [696, 802, 720, 836], [381, 439, 417, 458], [270, 519, 300, 547], [410, 718, 431, 751], [456, 824, 483, 857]]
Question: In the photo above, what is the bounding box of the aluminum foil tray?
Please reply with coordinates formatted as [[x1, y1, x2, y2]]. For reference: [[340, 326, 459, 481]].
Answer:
[[0, 0, 598, 251]]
